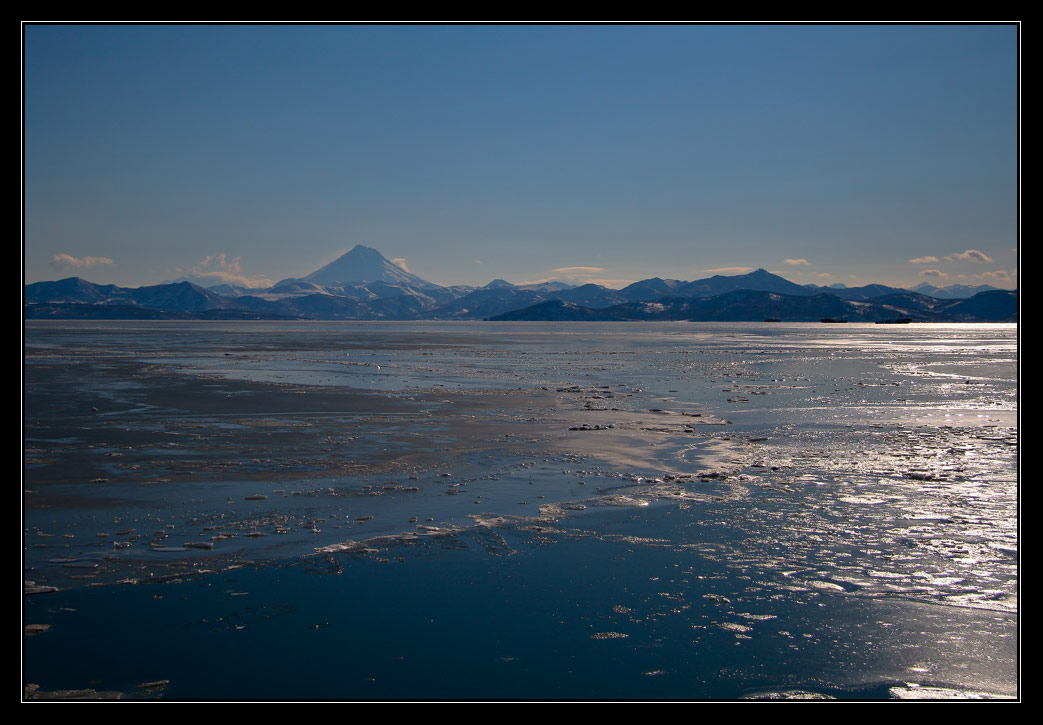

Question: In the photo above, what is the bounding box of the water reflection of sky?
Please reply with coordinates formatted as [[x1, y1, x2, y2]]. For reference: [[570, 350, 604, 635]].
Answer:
[[24, 321, 1018, 699]]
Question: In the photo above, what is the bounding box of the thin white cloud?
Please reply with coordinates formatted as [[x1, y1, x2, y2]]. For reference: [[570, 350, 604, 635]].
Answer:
[[977, 269, 1016, 286], [391, 258, 410, 273], [920, 269, 949, 280], [518, 276, 635, 289], [908, 256, 939, 264], [544, 266, 613, 285], [552, 266, 606, 276], [948, 249, 993, 263], [191, 253, 242, 274], [50, 253, 114, 271], [189, 254, 272, 289], [784, 258, 810, 266]]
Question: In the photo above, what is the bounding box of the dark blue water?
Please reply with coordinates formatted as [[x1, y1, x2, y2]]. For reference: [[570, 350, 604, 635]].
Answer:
[[25, 500, 1017, 700], [23, 322, 1018, 700]]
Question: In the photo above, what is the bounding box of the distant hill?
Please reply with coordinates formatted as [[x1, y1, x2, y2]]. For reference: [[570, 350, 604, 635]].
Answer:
[[939, 290, 1018, 321], [911, 282, 1001, 299], [25, 278, 233, 312], [489, 289, 1018, 323], [24, 248, 1017, 323], [24, 277, 128, 304], [674, 269, 813, 298]]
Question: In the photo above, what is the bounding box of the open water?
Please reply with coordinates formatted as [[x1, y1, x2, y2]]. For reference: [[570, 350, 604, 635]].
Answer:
[[23, 321, 1018, 700]]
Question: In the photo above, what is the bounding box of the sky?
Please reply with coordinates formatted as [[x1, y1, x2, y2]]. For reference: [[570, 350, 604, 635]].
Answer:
[[23, 24, 1019, 291]]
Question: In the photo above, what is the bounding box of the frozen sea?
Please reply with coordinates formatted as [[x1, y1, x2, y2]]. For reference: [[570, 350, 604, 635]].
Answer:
[[23, 321, 1018, 700]]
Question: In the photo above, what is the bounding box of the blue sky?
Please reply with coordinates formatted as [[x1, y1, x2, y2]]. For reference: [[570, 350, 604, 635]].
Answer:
[[24, 24, 1018, 290]]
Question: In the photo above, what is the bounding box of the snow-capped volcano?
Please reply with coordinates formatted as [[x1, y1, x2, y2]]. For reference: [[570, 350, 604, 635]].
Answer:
[[302, 245, 438, 289]]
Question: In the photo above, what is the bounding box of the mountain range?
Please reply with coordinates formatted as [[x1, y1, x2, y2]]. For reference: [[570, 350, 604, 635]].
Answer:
[[25, 245, 1017, 323]]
